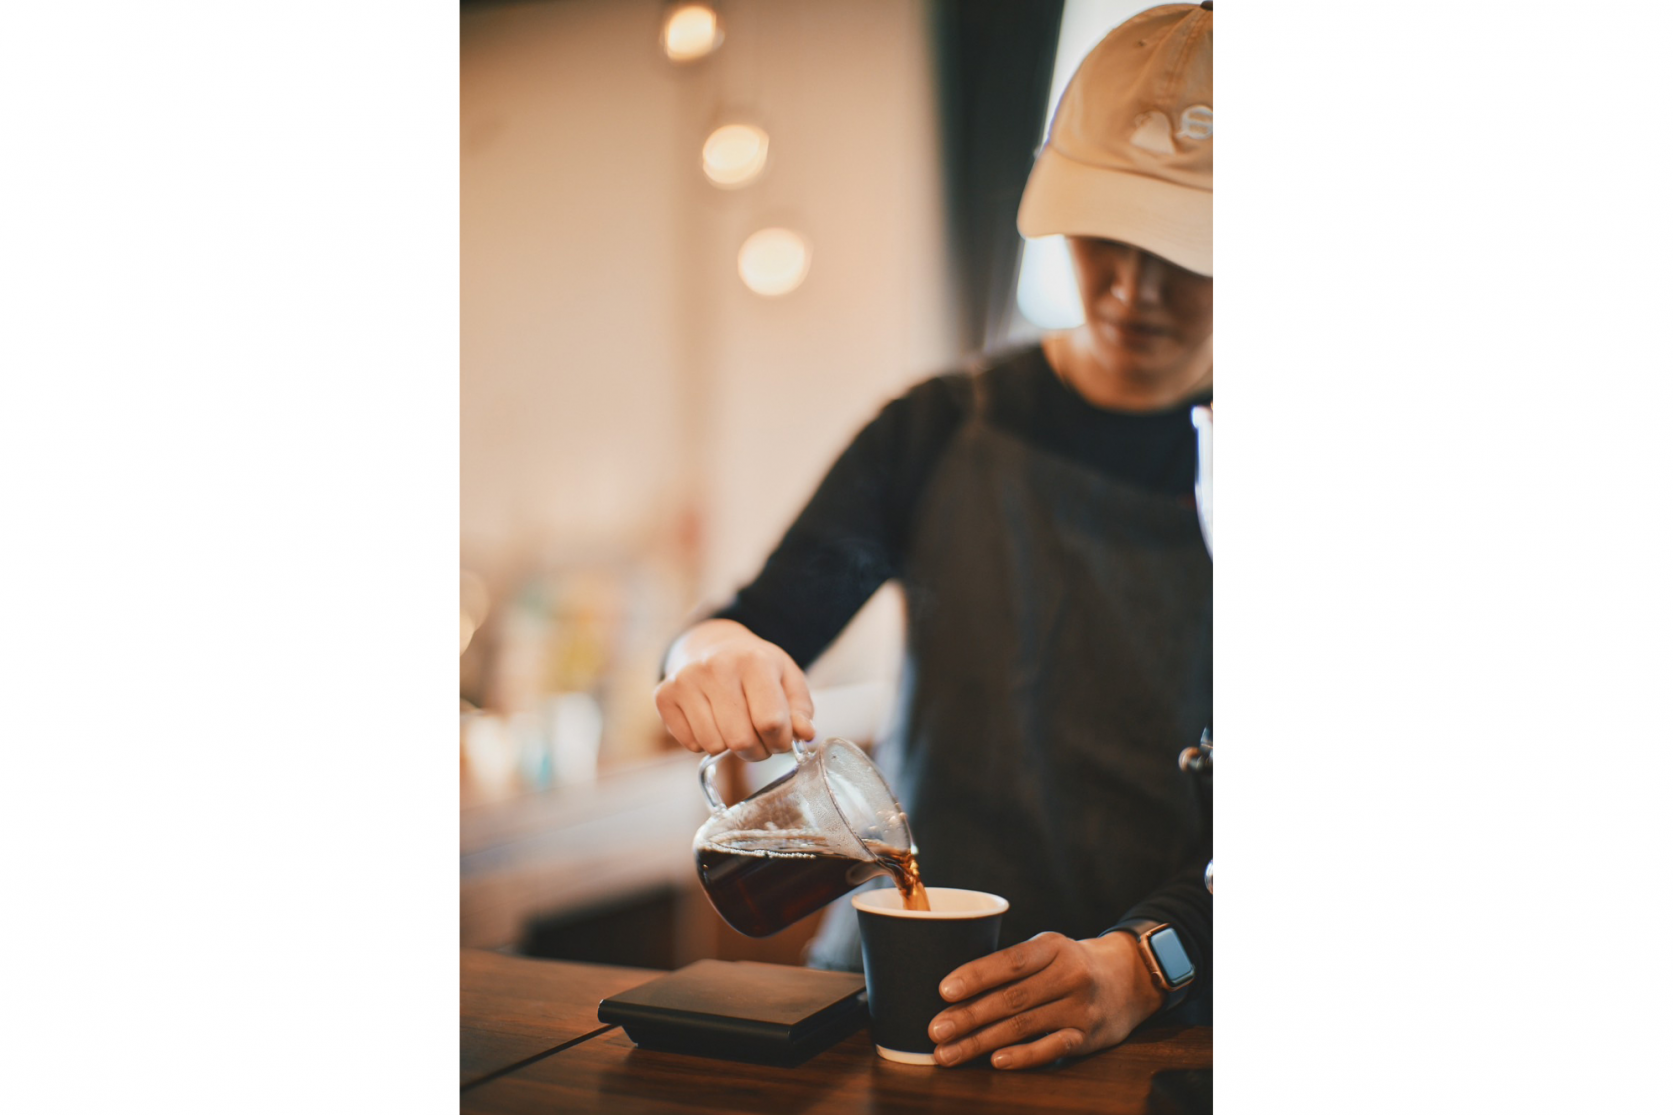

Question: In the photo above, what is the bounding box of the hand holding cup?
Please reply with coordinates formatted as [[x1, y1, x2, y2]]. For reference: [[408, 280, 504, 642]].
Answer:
[[926, 931, 1165, 1070]]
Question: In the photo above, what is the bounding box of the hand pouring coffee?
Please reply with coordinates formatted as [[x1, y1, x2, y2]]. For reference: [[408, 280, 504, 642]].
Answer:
[[694, 738, 929, 937]]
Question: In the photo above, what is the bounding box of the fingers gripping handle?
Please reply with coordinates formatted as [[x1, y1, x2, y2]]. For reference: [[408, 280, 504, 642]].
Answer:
[[697, 738, 814, 814]]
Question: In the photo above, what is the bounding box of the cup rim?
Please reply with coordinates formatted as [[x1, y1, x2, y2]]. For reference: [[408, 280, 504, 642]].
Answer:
[[851, 886, 1009, 920]]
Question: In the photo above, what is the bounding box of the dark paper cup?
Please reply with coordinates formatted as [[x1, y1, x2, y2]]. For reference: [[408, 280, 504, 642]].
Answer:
[[851, 887, 1009, 1065]]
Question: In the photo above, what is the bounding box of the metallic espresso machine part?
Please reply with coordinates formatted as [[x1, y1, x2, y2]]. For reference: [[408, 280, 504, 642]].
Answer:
[[1176, 728, 1214, 894], [1177, 728, 1213, 775]]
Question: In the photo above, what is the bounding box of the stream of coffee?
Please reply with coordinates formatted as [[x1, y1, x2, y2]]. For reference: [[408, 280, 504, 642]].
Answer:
[[865, 839, 930, 911]]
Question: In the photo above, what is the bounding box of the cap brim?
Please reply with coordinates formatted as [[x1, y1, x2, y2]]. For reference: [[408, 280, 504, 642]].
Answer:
[[1017, 147, 1212, 277]]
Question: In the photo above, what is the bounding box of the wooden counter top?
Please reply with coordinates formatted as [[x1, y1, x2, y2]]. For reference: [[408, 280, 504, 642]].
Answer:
[[460, 950, 1211, 1113], [460, 950, 656, 1088]]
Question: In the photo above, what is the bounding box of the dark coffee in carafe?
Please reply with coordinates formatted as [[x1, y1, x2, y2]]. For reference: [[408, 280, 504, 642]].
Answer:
[[697, 830, 929, 938]]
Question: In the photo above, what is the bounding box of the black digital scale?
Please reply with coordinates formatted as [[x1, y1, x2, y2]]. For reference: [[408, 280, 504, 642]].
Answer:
[[597, 959, 868, 1067]]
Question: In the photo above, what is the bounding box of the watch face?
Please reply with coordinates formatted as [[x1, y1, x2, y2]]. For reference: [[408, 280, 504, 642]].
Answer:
[[1149, 927, 1195, 988]]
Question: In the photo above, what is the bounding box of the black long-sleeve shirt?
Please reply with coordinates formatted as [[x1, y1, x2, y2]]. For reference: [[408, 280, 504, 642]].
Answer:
[[711, 346, 1213, 1006]]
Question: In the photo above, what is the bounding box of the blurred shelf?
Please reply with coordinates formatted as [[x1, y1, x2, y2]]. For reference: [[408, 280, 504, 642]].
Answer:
[[461, 752, 709, 951]]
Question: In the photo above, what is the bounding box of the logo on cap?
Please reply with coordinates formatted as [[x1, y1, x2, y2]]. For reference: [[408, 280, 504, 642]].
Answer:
[[1129, 105, 1213, 157], [1130, 111, 1175, 155], [1177, 105, 1213, 141]]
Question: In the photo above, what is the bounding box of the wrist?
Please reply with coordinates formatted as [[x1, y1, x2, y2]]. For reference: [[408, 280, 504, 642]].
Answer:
[[666, 618, 751, 674], [1083, 932, 1165, 1019]]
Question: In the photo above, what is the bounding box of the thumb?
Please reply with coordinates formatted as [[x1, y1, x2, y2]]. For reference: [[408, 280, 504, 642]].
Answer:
[[781, 660, 816, 741]]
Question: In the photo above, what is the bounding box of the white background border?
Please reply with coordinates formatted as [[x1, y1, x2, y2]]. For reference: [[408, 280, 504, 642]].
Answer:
[[4, 2, 1671, 1111]]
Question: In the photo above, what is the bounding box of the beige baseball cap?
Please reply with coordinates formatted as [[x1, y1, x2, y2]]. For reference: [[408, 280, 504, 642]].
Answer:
[[1017, 2, 1213, 276]]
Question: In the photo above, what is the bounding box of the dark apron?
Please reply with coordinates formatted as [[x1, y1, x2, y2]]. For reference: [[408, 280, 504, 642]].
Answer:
[[809, 363, 1212, 969]]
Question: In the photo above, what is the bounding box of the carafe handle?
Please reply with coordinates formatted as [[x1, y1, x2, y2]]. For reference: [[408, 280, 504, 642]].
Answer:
[[697, 738, 814, 814]]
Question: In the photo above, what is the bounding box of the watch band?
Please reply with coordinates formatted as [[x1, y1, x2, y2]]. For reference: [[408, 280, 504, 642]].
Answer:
[[1110, 918, 1193, 1012]]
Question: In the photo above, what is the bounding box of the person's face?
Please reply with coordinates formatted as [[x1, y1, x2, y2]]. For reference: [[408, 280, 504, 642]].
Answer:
[[1066, 236, 1213, 397]]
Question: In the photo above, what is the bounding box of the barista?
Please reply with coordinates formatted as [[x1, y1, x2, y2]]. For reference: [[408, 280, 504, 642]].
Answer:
[[657, 3, 1213, 1070]]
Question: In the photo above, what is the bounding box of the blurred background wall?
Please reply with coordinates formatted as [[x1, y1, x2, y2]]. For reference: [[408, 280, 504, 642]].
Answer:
[[462, 0, 954, 728], [459, 0, 1106, 968]]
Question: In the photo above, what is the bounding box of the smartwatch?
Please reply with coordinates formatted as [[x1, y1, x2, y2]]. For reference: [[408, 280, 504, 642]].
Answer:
[[1111, 918, 1195, 1012]]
